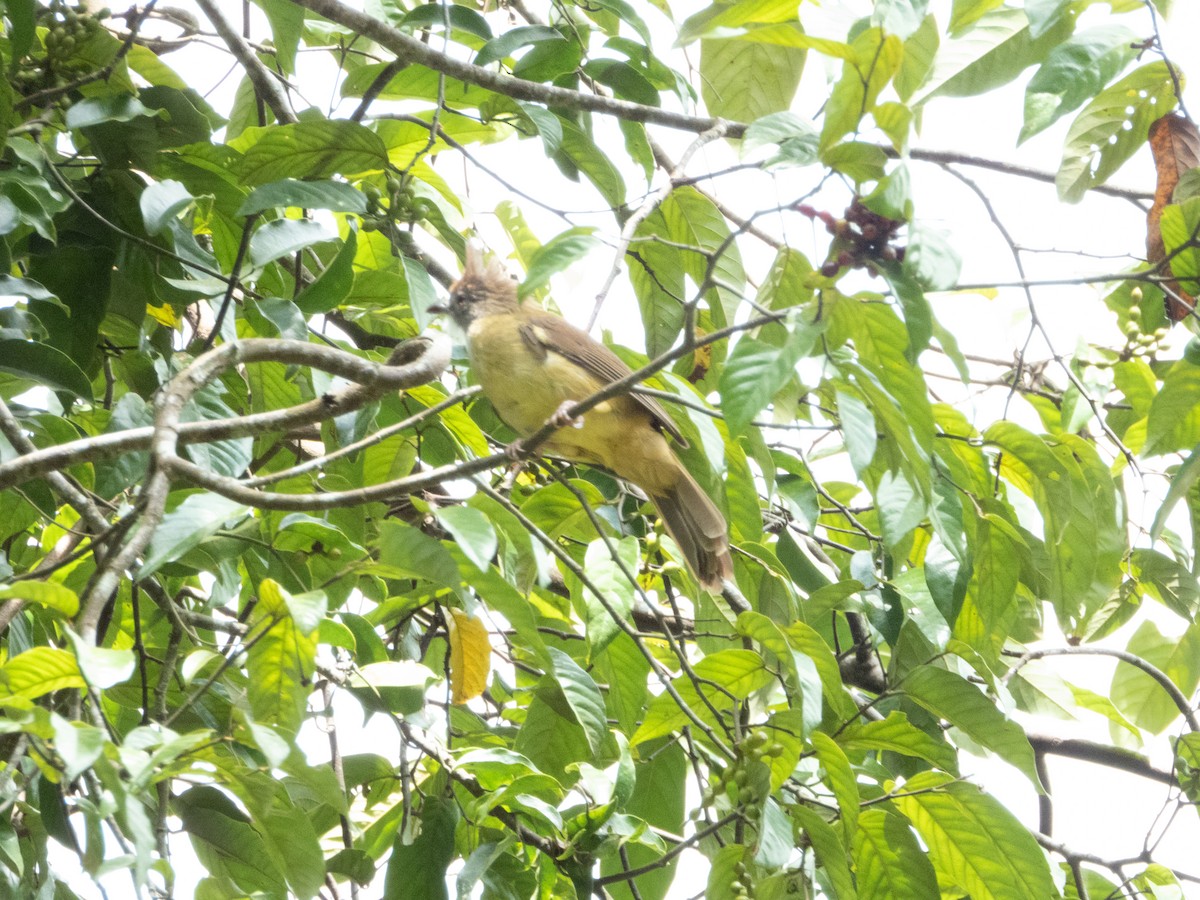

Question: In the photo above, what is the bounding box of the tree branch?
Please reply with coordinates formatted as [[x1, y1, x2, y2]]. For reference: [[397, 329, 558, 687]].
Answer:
[[195, 0, 297, 125], [287, 0, 744, 138], [1027, 733, 1175, 785], [0, 335, 450, 492]]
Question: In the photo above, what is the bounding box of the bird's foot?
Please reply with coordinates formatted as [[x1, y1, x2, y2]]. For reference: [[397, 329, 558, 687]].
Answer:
[[550, 400, 584, 430]]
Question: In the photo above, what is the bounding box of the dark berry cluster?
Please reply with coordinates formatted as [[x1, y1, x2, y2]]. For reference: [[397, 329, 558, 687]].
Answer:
[[797, 198, 906, 277]]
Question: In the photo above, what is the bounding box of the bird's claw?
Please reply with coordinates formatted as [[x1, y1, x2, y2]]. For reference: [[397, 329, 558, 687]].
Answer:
[[550, 400, 584, 430]]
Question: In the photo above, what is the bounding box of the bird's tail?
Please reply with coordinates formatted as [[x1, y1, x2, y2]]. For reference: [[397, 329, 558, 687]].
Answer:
[[650, 466, 733, 592]]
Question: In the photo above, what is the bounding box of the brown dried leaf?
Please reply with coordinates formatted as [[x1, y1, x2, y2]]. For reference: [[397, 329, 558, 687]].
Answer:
[[1147, 114, 1200, 320]]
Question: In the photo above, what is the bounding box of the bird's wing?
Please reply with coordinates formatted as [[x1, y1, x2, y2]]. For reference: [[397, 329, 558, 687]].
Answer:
[[518, 312, 688, 446]]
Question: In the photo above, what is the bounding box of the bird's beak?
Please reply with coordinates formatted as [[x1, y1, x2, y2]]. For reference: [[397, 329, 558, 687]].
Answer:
[[427, 302, 449, 315]]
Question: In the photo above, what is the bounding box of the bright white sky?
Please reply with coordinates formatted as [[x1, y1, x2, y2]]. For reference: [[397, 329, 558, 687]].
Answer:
[[47, 0, 1200, 896]]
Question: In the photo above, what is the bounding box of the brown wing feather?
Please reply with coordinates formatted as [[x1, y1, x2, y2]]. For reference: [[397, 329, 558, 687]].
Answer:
[[519, 311, 687, 446]]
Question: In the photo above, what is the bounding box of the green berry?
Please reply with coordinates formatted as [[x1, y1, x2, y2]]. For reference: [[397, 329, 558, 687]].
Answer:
[[1184, 337, 1200, 366]]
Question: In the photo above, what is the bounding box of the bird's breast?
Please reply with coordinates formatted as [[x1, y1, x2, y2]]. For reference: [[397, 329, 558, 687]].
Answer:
[[466, 314, 672, 482]]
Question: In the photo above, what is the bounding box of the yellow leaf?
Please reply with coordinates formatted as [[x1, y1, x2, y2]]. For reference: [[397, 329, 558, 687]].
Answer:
[[447, 609, 490, 705], [146, 303, 179, 327]]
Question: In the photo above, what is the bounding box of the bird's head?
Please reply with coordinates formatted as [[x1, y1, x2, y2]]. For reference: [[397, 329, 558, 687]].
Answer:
[[432, 240, 518, 329]]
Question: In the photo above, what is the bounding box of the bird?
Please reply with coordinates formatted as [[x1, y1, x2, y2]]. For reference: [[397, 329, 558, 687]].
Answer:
[[433, 242, 733, 591]]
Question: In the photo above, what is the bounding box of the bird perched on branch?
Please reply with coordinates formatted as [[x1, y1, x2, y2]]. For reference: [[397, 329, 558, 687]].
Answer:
[[434, 242, 733, 591]]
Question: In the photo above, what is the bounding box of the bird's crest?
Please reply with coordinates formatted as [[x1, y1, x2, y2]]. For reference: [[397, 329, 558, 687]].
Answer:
[[463, 239, 512, 292]]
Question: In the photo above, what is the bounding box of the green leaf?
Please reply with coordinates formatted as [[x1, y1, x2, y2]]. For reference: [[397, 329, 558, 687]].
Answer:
[[1159, 198, 1200, 299], [1131, 548, 1200, 619], [249, 219, 333, 267], [903, 665, 1041, 786], [719, 334, 808, 437], [837, 710, 959, 773], [632, 649, 771, 744], [792, 807, 856, 898], [404, 256, 440, 333], [0, 339, 93, 399], [835, 388, 877, 476], [0, 581, 79, 616], [955, 516, 1021, 659], [811, 731, 860, 836], [246, 579, 324, 739], [251, 0, 304, 73], [243, 776, 326, 899], [582, 537, 639, 660], [556, 116, 626, 208], [663, 185, 746, 328], [234, 121, 390, 185], [1057, 62, 1178, 203], [474, 26, 566, 67], [852, 808, 939, 898], [820, 28, 904, 150], [547, 647, 609, 755], [742, 111, 819, 167], [519, 229, 599, 296], [348, 660, 438, 715], [65, 95, 160, 130], [377, 520, 461, 588], [893, 772, 1056, 900], [294, 228, 357, 314], [434, 506, 498, 573], [700, 36, 805, 124], [238, 179, 369, 216], [737, 612, 822, 735], [400, 3, 493, 39], [919, 8, 1072, 103], [986, 424, 1123, 629], [1146, 359, 1200, 456], [599, 742, 685, 899], [677, 0, 802, 44], [513, 39, 583, 81], [0, 275, 55, 301], [177, 785, 287, 894], [140, 179, 194, 235], [895, 14, 939, 101], [1020, 25, 1139, 143], [1151, 445, 1200, 541], [8, 0, 35, 60], [138, 494, 248, 579], [49, 713, 106, 781], [583, 59, 661, 107], [514, 678, 594, 780], [822, 141, 888, 183], [340, 63, 492, 107], [903, 223, 961, 290], [783, 620, 857, 719], [66, 629, 135, 690], [949, 0, 1003, 33], [0, 647, 85, 701], [1024, 0, 1071, 38], [872, 0, 930, 39]]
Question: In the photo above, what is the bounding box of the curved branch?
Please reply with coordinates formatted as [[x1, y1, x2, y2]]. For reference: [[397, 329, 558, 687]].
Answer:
[[0, 336, 450, 491], [76, 335, 451, 639], [288, 0, 745, 138], [1027, 733, 1175, 786], [1007, 646, 1200, 733]]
